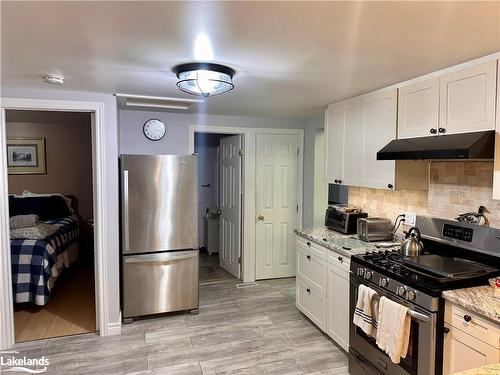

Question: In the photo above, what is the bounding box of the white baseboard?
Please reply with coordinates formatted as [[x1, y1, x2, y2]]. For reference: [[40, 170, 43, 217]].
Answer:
[[107, 321, 122, 336]]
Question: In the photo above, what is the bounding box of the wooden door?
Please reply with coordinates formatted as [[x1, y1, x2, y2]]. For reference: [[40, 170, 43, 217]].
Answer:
[[255, 133, 299, 279], [219, 135, 242, 278]]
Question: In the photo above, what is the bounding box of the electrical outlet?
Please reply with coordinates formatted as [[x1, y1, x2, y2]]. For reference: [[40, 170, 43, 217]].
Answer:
[[404, 212, 416, 226]]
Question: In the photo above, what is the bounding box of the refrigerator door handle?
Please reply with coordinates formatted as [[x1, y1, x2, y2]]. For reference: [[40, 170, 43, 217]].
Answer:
[[124, 250, 198, 264], [123, 169, 130, 252]]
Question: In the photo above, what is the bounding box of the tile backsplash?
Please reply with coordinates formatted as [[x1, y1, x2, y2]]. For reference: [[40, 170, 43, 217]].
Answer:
[[349, 161, 500, 229]]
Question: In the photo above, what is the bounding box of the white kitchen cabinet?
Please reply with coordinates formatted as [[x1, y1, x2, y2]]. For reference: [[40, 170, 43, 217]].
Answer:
[[325, 106, 344, 184], [325, 89, 428, 191], [443, 301, 500, 374], [360, 89, 398, 189], [296, 235, 351, 351], [398, 77, 440, 139], [493, 60, 500, 200], [326, 260, 350, 351], [325, 98, 362, 186], [439, 60, 497, 135]]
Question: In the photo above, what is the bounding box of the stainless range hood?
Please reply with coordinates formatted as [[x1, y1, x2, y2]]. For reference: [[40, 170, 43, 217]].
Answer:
[[377, 131, 495, 160]]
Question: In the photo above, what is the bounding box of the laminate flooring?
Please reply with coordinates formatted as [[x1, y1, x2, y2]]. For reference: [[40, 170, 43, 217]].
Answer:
[[12, 278, 350, 375], [14, 264, 96, 342], [199, 253, 236, 283]]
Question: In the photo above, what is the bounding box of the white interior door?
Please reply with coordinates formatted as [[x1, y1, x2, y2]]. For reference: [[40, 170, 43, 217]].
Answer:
[[255, 133, 299, 279], [218, 135, 242, 278]]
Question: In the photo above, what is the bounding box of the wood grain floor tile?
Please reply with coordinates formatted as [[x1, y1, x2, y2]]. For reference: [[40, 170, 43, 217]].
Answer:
[[9, 278, 350, 375]]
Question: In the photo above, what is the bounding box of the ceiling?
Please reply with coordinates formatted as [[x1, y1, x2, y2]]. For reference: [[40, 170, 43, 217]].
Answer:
[[1, 1, 499, 118]]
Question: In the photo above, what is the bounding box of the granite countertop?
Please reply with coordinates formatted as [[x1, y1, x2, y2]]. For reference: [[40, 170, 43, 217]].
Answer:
[[442, 285, 500, 323], [452, 362, 500, 375], [294, 227, 400, 258]]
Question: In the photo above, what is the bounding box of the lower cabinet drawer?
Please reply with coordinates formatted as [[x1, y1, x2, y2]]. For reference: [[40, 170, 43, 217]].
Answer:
[[445, 301, 500, 349], [296, 277, 326, 331], [297, 247, 326, 295]]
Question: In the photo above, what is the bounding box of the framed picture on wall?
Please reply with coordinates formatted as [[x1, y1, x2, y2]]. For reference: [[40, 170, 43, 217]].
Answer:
[[7, 138, 46, 175]]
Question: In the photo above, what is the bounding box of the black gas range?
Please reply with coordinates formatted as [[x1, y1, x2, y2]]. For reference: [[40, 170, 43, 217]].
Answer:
[[348, 216, 500, 375]]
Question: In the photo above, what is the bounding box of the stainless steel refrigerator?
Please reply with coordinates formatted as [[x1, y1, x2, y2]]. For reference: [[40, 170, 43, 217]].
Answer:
[[120, 154, 199, 321]]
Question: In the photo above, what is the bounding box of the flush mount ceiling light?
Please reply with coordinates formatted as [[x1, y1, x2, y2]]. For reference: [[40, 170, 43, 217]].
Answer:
[[173, 63, 235, 97]]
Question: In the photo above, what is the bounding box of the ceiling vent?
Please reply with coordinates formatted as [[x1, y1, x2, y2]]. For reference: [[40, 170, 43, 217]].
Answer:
[[115, 94, 204, 110]]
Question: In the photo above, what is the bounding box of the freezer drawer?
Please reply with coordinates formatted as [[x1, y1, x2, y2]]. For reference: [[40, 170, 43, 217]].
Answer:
[[122, 250, 199, 318]]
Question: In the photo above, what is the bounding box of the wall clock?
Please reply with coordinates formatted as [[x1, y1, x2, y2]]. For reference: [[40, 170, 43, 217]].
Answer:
[[143, 119, 166, 141]]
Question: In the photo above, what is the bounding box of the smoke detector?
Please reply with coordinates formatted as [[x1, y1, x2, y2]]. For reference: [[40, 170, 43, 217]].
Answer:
[[43, 74, 64, 85]]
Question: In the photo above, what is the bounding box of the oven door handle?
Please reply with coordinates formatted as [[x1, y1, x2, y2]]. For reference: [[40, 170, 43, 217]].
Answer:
[[408, 309, 430, 323]]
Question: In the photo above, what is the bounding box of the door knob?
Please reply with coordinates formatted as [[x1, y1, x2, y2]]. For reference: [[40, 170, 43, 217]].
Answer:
[[257, 214, 265, 221]]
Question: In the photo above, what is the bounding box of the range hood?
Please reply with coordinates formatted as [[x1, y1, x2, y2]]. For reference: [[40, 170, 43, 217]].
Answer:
[[377, 131, 495, 160]]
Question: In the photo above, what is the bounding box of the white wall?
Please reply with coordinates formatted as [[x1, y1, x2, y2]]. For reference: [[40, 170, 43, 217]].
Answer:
[[119, 109, 318, 225], [314, 129, 328, 226], [303, 113, 325, 228], [1, 87, 121, 329]]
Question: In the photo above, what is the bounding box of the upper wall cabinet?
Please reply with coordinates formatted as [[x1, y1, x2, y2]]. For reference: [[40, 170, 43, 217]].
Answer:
[[325, 89, 429, 191], [325, 98, 363, 186], [361, 89, 398, 189], [398, 78, 440, 139], [439, 60, 497, 135]]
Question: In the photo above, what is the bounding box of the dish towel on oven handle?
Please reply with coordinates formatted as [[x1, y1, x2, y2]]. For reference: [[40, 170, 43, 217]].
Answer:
[[376, 296, 411, 364], [353, 284, 379, 337]]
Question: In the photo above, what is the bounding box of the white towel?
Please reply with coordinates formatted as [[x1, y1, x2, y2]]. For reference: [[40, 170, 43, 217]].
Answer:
[[376, 296, 411, 364], [353, 284, 379, 336]]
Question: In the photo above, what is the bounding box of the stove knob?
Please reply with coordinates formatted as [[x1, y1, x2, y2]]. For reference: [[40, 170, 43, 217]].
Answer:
[[407, 290, 416, 301], [379, 278, 389, 287], [364, 270, 373, 280], [357, 268, 365, 277], [397, 286, 407, 297]]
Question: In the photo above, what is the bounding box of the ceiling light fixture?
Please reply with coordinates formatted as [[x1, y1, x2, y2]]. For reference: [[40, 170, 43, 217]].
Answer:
[[173, 63, 235, 97]]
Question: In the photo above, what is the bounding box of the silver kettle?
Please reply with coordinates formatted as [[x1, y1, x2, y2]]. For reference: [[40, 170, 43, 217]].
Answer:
[[400, 227, 424, 256]]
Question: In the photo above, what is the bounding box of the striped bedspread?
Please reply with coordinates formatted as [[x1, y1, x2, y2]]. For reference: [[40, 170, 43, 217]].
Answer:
[[10, 215, 79, 306]]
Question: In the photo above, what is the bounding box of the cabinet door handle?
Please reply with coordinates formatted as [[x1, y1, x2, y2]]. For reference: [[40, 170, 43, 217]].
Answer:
[[338, 256, 343, 263], [306, 241, 311, 247], [338, 180, 342, 184], [306, 255, 311, 261], [306, 288, 311, 293], [387, 184, 393, 189], [463, 315, 472, 323], [443, 327, 450, 334], [334, 179, 338, 183], [430, 128, 437, 134], [438, 127, 446, 134]]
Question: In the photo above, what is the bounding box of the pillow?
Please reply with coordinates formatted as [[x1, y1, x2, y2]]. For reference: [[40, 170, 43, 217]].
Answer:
[[10, 214, 39, 229], [21, 190, 74, 214], [9, 196, 71, 220], [11, 223, 58, 240]]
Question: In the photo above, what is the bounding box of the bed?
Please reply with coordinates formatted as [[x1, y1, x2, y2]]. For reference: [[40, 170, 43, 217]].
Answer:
[[9, 194, 80, 306]]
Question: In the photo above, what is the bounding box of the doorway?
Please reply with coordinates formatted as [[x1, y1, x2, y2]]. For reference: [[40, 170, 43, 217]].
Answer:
[[189, 126, 303, 283], [195, 132, 242, 283], [5, 110, 96, 342], [0, 98, 110, 351]]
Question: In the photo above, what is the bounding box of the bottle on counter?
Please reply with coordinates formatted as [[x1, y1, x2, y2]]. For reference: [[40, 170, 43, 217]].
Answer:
[[495, 278, 500, 299]]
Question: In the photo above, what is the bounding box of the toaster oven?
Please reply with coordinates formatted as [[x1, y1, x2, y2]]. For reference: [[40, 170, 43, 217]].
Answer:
[[324, 207, 368, 234], [357, 217, 393, 242]]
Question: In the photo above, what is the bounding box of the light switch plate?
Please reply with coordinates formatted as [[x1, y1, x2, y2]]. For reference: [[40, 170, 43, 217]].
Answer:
[[404, 212, 416, 226]]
